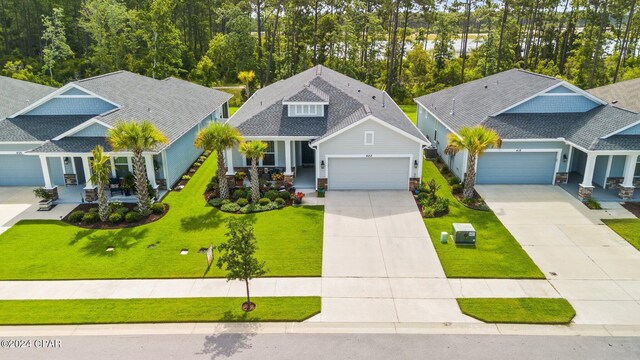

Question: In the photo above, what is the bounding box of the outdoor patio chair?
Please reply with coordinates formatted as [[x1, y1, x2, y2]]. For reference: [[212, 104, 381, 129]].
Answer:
[[109, 178, 124, 196]]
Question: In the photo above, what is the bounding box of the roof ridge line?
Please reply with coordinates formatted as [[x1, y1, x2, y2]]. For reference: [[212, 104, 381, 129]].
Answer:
[[515, 69, 559, 81], [77, 70, 126, 82]]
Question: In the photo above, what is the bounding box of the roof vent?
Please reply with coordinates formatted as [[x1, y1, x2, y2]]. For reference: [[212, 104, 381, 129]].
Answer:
[[450, 99, 455, 116], [372, 95, 376, 100], [364, 105, 371, 114], [304, 82, 310, 87], [484, 85, 488, 89], [316, 65, 323, 76], [357, 89, 361, 92], [612, 100, 618, 104]]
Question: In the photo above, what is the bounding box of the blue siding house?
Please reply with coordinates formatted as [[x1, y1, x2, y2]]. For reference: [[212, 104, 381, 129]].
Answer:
[[415, 69, 640, 201], [0, 72, 231, 201]]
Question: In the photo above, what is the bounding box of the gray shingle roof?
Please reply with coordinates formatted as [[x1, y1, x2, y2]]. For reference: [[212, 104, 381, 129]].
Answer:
[[482, 105, 640, 151], [0, 76, 56, 119], [283, 84, 330, 102], [229, 65, 427, 143], [414, 69, 561, 132], [0, 115, 93, 142], [74, 71, 232, 150], [26, 137, 111, 154], [587, 78, 640, 113]]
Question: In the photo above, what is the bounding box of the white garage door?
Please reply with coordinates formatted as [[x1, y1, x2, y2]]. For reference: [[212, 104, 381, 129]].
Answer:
[[328, 157, 409, 190]]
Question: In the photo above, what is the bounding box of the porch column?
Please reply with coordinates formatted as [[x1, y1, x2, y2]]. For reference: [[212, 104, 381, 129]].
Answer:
[[579, 152, 596, 201], [284, 140, 292, 175], [39, 155, 53, 189], [225, 148, 234, 175], [110, 156, 116, 178], [82, 156, 93, 187], [619, 154, 638, 200], [144, 154, 157, 188]]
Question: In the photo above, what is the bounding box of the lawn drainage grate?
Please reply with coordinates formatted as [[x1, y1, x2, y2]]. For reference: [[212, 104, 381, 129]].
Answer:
[[180, 249, 189, 255], [147, 244, 156, 249], [106, 247, 114, 252]]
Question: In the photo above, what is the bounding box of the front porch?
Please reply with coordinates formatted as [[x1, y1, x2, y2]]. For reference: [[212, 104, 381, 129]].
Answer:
[[55, 184, 168, 204], [560, 172, 640, 202]]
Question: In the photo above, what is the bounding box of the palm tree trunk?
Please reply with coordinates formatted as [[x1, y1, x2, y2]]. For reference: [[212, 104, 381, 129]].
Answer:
[[217, 151, 230, 199], [97, 183, 109, 222], [250, 158, 260, 203], [463, 153, 477, 199], [132, 151, 150, 212]]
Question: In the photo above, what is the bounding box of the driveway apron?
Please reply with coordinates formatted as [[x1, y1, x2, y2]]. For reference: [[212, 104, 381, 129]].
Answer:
[[477, 185, 640, 325]]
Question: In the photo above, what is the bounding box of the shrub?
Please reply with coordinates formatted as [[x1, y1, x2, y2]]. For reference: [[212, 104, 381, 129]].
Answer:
[[108, 201, 123, 212], [82, 212, 99, 224], [193, 162, 202, 167], [275, 197, 285, 205], [431, 197, 450, 215], [125, 211, 143, 223], [420, 179, 441, 200], [417, 192, 430, 201], [451, 183, 463, 195], [259, 197, 271, 205], [182, 175, 191, 180], [203, 150, 212, 157], [264, 190, 279, 201], [441, 166, 451, 176], [586, 198, 602, 210], [221, 203, 241, 213], [198, 156, 207, 162], [108, 213, 123, 224], [271, 173, 284, 181], [221, 199, 231, 205], [234, 188, 251, 200], [236, 198, 248, 206], [206, 182, 217, 191], [115, 207, 129, 215], [209, 198, 223, 207], [277, 191, 291, 200], [68, 210, 85, 223], [448, 177, 461, 185], [88, 207, 99, 213], [422, 207, 436, 218], [150, 203, 165, 214]]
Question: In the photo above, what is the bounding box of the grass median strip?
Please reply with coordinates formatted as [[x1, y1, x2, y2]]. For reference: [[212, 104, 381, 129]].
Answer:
[[0, 297, 321, 325], [0, 153, 324, 280], [422, 160, 544, 279], [457, 298, 575, 324], [603, 219, 640, 251]]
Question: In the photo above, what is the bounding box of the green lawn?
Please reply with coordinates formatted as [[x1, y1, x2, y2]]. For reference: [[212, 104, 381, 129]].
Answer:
[[422, 160, 544, 279], [457, 298, 575, 324], [603, 219, 640, 251], [399, 104, 417, 124], [229, 106, 239, 116], [0, 154, 324, 280], [0, 297, 320, 325]]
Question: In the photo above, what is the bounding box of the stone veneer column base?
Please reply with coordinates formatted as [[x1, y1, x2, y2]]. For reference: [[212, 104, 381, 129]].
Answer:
[[317, 178, 328, 190], [554, 172, 569, 185], [44, 187, 59, 201], [225, 175, 236, 188], [409, 178, 420, 191], [578, 185, 594, 201], [284, 174, 294, 188], [618, 186, 635, 200], [84, 187, 97, 202]]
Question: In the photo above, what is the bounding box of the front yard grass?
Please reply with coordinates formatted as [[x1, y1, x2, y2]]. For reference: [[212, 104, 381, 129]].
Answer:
[[0, 153, 324, 280], [422, 160, 544, 279], [0, 297, 320, 325], [602, 219, 640, 251], [457, 298, 575, 324]]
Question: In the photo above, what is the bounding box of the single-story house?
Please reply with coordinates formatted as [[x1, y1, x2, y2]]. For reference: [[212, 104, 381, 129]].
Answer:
[[227, 65, 429, 190], [414, 69, 640, 200], [0, 72, 231, 201]]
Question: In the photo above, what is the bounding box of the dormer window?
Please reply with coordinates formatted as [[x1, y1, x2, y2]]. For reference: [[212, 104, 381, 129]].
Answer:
[[288, 103, 324, 117]]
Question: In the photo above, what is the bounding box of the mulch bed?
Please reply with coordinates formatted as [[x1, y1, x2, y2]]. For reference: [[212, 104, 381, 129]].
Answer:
[[431, 158, 490, 211], [622, 202, 640, 218], [62, 203, 169, 229]]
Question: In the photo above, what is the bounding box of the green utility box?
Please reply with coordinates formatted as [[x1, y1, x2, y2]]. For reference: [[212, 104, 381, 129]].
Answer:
[[451, 223, 476, 245]]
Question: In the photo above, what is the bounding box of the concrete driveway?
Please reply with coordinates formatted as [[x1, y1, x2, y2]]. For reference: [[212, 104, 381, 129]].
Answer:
[[315, 191, 478, 323], [0, 187, 74, 235], [477, 185, 640, 325]]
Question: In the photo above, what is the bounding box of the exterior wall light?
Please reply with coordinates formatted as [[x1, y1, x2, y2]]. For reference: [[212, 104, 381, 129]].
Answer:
[[414, 160, 418, 168], [320, 160, 325, 169]]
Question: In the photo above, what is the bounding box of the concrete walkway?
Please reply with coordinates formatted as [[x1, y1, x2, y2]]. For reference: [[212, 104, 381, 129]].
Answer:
[[477, 185, 640, 326], [0, 186, 75, 235]]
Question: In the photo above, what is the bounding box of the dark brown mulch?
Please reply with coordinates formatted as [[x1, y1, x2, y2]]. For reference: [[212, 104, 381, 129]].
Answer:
[[242, 302, 256, 312], [62, 203, 169, 229], [453, 191, 490, 211], [622, 202, 640, 218]]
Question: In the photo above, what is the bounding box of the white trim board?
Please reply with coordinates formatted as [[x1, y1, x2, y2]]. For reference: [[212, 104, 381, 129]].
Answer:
[[311, 115, 429, 146], [52, 118, 113, 141]]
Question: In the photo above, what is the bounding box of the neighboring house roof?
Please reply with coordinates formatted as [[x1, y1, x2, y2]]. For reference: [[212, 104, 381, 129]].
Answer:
[[72, 71, 232, 150], [414, 69, 561, 132], [228, 65, 427, 143], [0, 76, 56, 119], [26, 137, 112, 154], [587, 78, 640, 113], [0, 115, 93, 142], [483, 105, 640, 151]]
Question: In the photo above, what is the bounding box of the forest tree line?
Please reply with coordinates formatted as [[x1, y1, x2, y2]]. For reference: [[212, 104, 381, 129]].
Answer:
[[1, 0, 639, 104]]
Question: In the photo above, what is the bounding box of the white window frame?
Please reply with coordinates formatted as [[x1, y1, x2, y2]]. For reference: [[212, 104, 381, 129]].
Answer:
[[364, 131, 375, 146], [287, 103, 324, 117]]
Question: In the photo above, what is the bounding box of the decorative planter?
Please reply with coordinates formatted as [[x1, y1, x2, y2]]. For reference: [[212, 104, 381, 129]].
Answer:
[[38, 199, 53, 211]]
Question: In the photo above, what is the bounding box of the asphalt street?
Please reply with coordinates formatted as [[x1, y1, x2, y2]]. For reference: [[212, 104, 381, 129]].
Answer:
[[2, 334, 639, 360]]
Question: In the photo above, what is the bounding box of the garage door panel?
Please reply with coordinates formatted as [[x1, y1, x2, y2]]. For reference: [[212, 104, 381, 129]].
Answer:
[[329, 157, 409, 190], [0, 155, 45, 186], [476, 152, 557, 185]]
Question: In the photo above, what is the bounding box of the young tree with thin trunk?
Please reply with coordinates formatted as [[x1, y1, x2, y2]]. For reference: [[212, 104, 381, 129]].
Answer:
[[216, 217, 266, 312], [445, 126, 502, 199], [194, 122, 243, 200], [41, 7, 73, 81], [239, 140, 268, 203], [107, 121, 167, 213], [89, 145, 112, 222]]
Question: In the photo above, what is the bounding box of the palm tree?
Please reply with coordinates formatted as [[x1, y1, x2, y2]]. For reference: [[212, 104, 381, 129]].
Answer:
[[89, 145, 112, 222], [445, 126, 502, 199], [239, 140, 268, 203], [107, 120, 167, 213], [194, 122, 243, 200]]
